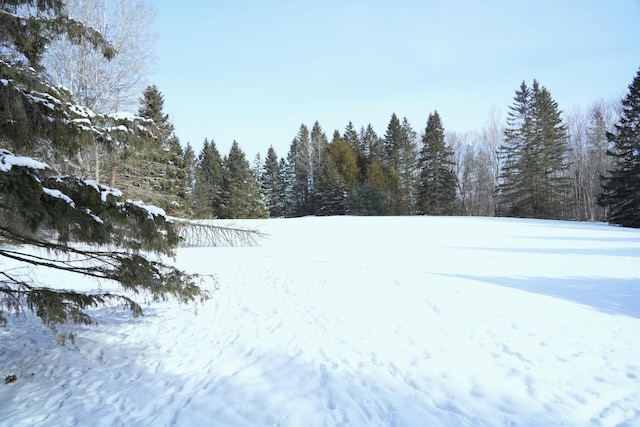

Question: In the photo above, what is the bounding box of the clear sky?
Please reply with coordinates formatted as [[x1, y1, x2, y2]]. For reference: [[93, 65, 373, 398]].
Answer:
[[150, 0, 640, 159]]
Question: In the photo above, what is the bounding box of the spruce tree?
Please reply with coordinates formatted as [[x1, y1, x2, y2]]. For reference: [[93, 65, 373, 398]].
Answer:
[[416, 111, 458, 215], [261, 146, 283, 217], [310, 120, 329, 211], [343, 121, 367, 182], [498, 80, 570, 218], [192, 139, 223, 218], [120, 85, 188, 217], [286, 125, 311, 216], [315, 157, 348, 216], [598, 68, 640, 227], [0, 1, 207, 334], [182, 142, 197, 217], [219, 141, 267, 219]]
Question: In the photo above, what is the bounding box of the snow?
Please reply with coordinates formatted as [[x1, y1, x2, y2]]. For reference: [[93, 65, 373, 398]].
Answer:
[[42, 187, 76, 208], [1, 216, 639, 426], [0, 149, 49, 172], [107, 111, 136, 121], [127, 200, 167, 219]]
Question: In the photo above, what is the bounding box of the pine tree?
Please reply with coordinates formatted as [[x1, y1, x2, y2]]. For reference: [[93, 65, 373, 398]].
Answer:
[[0, 1, 207, 334], [192, 139, 223, 218], [219, 141, 267, 219], [598, 68, 640, 227], [416, 111, 458, 215]]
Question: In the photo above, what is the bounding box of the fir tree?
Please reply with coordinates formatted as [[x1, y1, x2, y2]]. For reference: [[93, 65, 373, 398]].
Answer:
[[598, 68, 640, 227], [498, 80, 570, 218], [416, 111, 458, 215]]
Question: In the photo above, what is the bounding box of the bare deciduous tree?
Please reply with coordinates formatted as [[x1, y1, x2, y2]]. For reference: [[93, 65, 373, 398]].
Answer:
[[43, 0, 157, 182], [44, 0, 157, 114]]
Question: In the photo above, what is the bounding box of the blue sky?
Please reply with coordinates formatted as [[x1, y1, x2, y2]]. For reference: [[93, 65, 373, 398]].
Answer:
[[151, 0, 640, 159]]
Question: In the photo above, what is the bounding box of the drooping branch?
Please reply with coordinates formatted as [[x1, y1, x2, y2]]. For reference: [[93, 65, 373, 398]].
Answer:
[[171, 219, 267, 248]]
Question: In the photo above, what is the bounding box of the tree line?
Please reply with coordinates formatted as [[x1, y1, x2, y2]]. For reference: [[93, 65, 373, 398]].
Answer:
[[181, 72, 639, 228]]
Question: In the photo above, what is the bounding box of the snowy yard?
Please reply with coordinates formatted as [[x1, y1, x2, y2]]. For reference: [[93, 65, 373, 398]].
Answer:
[[1, 216, 639, 426]]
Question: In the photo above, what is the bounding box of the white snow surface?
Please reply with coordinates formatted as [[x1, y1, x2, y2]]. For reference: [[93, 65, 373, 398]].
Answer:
[[0, 150, 49, 172], [1, 216, 639, 426]]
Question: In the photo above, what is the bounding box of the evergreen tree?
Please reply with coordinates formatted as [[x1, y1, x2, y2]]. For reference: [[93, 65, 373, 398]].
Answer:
[[261, 146, 283, 217], [343, 121, 366, 182], [382, 113, 416, 215], [0, 0, 207, 334], [383, 113, 403, 173], [326, 138, 359, 193], [315, 157, 348, 216], [416, 111, 458, 215], [286, 125, 311, 216], [310, 120, 329, 210], [598, 68, 640, 227], [362, 123, 384, 166], [498, 80, 570, 218], [182, 142, 197, 217], [398, 117, 419, 214], [219, 141, 267, 219], [192, 139, 223, 218], [120, 85, 188, 217]]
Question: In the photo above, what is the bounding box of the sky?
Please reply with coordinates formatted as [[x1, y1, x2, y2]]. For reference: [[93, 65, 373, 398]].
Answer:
[[150, 0, 640, 159]]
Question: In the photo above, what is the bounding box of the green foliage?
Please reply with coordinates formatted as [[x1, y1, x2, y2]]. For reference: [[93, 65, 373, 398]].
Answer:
[[326, 139, 359, 192], [498, 80, 570, 219], [219, 142, 267, 219], [119, 85, 189, 217], [598, 68, 640, 227], [417, 111, 458, 215], [0, 152, 207, 329], [0, 1, 209, 334], [285, 125, 312, 216], [349, 184, 387, 216], [261, 146, 283, 217], [315, 157, 347, 216], [192, 139, 223, 218]]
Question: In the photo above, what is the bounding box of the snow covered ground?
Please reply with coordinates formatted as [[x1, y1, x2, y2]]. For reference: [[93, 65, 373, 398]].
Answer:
[[1, 216, 639, 426]]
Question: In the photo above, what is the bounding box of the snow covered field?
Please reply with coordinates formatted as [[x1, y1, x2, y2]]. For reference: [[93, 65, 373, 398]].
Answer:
[[1, 216, 640, 426]]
